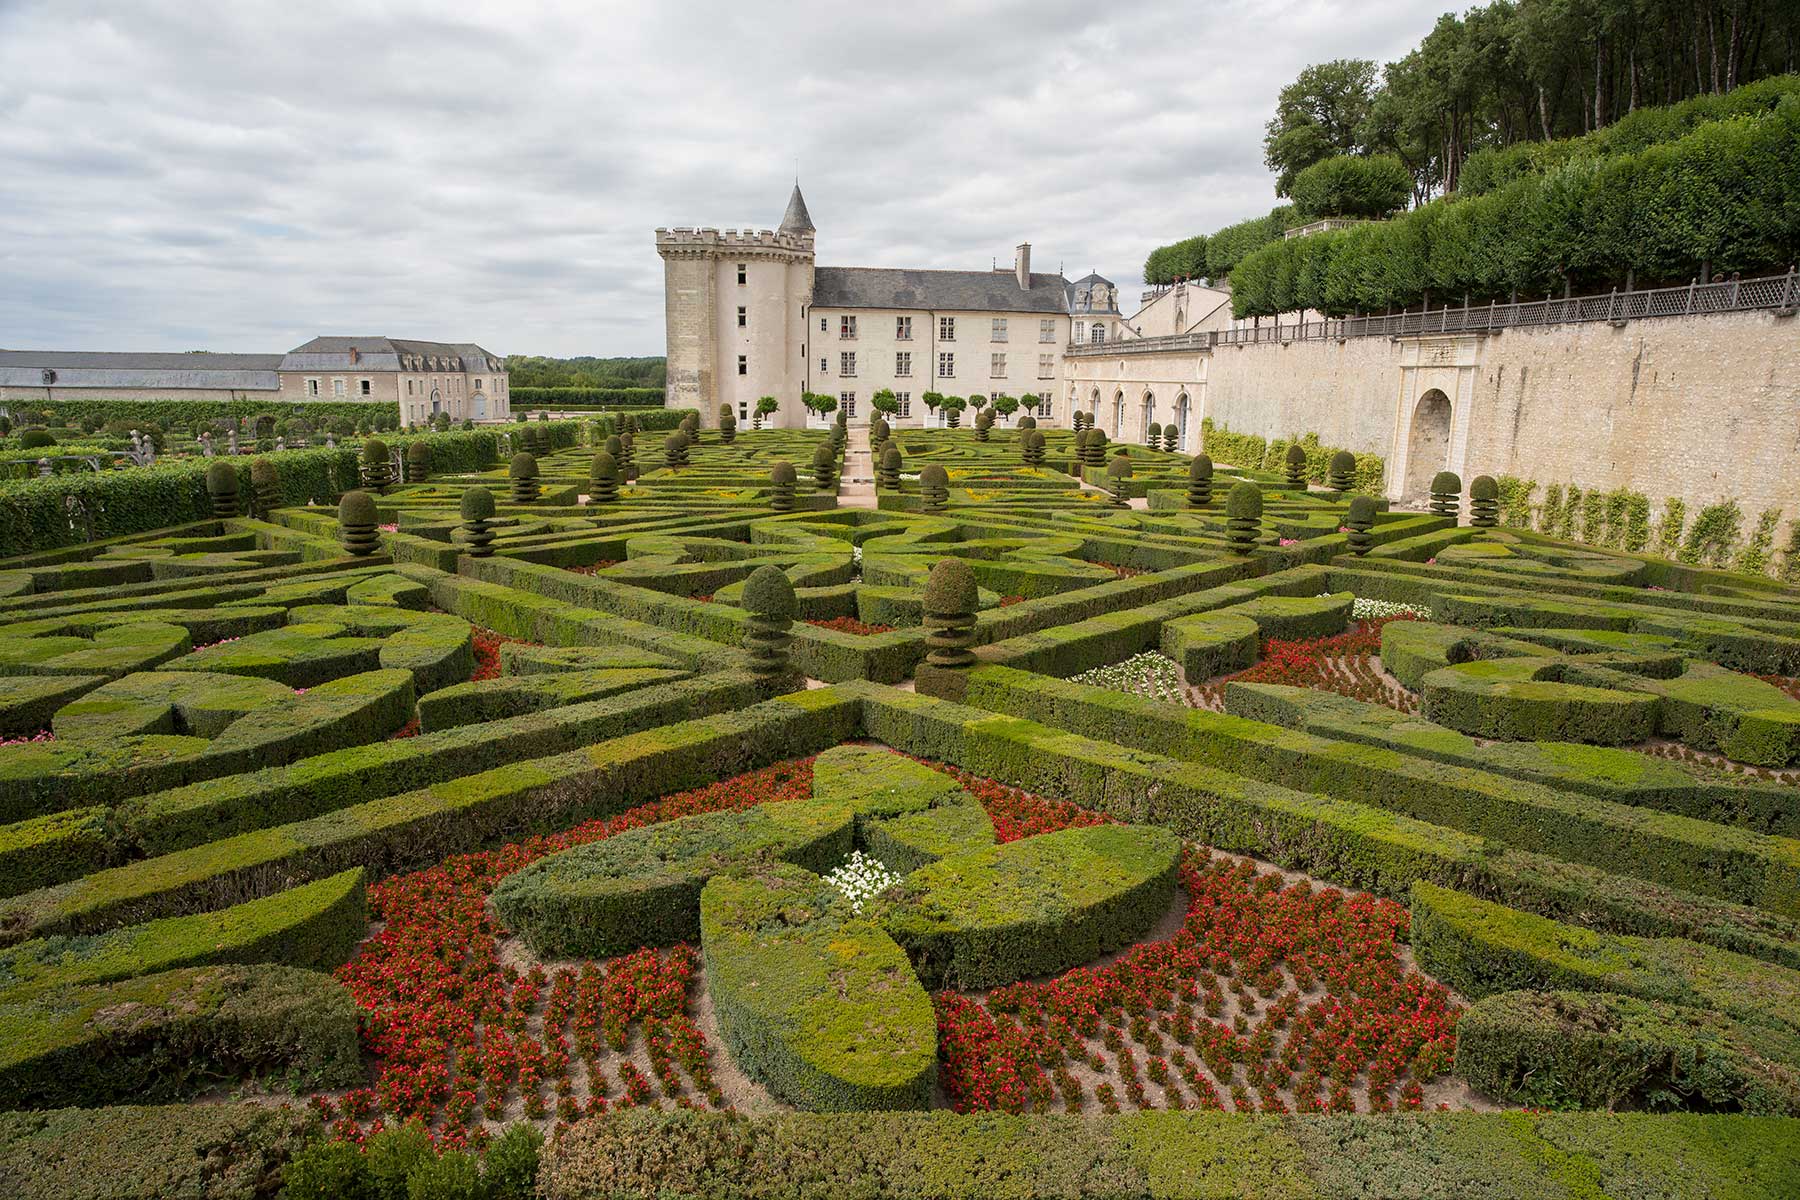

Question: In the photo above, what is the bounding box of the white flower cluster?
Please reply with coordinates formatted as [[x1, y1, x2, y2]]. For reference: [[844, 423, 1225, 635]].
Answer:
[[824, 851, 901, 914], [1070, 651, 1188, 704], [1326, 594, 1434, 622]]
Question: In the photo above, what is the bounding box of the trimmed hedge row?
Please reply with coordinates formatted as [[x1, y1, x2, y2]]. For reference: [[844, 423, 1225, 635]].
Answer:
[[509, 387, 666, 407], [538, 1108, 1800, 1200]]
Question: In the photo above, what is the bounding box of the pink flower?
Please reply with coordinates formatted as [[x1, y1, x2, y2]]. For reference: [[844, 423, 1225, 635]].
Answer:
[[1278, 538, 1299, 547], [1425, 557, 1437, 565]]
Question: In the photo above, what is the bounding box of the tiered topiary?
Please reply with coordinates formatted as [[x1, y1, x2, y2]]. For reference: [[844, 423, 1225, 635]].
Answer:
[[618, 432, 635, 477], [406, 441, 431, 484], [338, 490, 380, 556], [1430, 470, 1462, 521], [1022, 430, 1045, 467], [1162, 425, 1178, 452], [769, 461, 797, 513], [589, 452, 619, 504], [205, 460, 238, 518], [719, 412, 737, 443], [360, 438, 394, 494], [1072, 411, 1089, 432], [741, 565, 797, 684], [974, 410, 993, 442], [1105, 455, 1132, 507], [879, 445, 902, 489], [681, 412, 701, 444], [518, 424, 540, 455], [249, 457, 280, 518], [812, 443, 838, 491], [871, 417, 890, 446], [509, 452, 540, 504], [664, 432, 689, 469], [461, 486, 497, 556], [1345, 493, 1377, 555], [1146, 422, 1161, 448], [919, 464, 949, 513], [1083, 428, 1108, 469], [922, 557, 978, 669], [1470, 474, 1500, 527], [1327, 449, 1356, 495], [1187, 454, 1214, 508], [1226, 481, 1263, 554], [1283, 443, 1308, 489]]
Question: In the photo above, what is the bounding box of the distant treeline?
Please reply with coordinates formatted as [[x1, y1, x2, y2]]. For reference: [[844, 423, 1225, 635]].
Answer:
[[505, 355, 666, 390]]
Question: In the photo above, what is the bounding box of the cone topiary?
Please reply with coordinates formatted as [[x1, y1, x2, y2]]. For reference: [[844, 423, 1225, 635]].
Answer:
[[769, 461, 796, 513], [1187, 455, 1214, 508], [361, 438, 394, 493], [407, 441, 431, 484], [922, 557, 979, 669], [1345, 494, 1377, 555], [1105, 455, 1133, 507], [1327, 450, 1356, 495], [1430, 470, 1462, 521], [1283, 443, 1308, 489], [1022, 430, 1045, 467], [205, 460, 239, 518], [589, 452, 619, 504], [250, 457, 280, 518], [1083, 428, 1108, 469], [879, 445, 902, 489], [339, 489, 381, 555], [919, 464, 949, 513], [741, 564, 797, 684], [461, 486, 497, 556], [510, 452, 540, 504], [812, 442, 838, 491], [1225, 482, 1263, 554], [1470, 475, 1500, 527]]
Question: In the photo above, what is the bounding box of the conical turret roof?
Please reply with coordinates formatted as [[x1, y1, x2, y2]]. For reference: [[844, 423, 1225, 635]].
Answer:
[[779, 184, 815, 234]]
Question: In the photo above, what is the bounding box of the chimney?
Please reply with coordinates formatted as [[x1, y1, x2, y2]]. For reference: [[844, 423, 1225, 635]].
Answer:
[[349, 346, 360, 364], [1015, 243, 1031, 290]]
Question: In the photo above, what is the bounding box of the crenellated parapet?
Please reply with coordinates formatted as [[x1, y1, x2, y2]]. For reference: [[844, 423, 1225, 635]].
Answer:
[[655, 227, 814, 261]]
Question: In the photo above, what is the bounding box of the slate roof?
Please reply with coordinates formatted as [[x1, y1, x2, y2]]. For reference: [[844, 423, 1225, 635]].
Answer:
[[0, 350, 282, 371], [279, 337, 502, 373], [0, 349, 282, 391], [779, 185, 815, 235], [812, 267, 1072, 315]]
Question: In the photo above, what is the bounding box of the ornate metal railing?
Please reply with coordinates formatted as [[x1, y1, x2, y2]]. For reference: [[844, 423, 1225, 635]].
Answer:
[[1069, 269, 1798, 357]]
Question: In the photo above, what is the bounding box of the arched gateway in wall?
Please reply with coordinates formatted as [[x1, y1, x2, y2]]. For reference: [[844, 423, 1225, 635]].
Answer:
[[1402, 389, 1452, 501]]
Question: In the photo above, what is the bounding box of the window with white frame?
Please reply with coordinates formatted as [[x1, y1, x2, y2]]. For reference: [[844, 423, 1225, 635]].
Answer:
[[1039, 319, 1056, 342], [896, 316, 912, 340], [406, 380, 414, 395], [820, 317, 828, 332], [840, 352, 857, 377], [990, 353, 1006, 378], [938, 316, 955, 341], [332, 378, 346, 396], [1037, 394, 1052, 417], [895, 351, 911, 378], [896, 391, 912, 418], [840, 392, 856, 418], [820, 357, 828, 374], [306, 378, 320, 396], [1090, 324, 1106, 344], [1037, 354, 1054, 378], [1074, 322, 1085, 341], [737, 306, 747, 327], [737, 355, 747, 375], [991, 318, 1007, 342], [937, 352, 954, 378], [736, 263, 746, 285], [840, 315, 857, 339]]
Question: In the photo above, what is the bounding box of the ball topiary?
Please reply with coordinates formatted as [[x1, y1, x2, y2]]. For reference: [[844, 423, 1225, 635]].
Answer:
[[1146, 422, 1161, 446], [974, 409, 993, 442], [1225, 482, 1263, 554], [509, 452, 540, 504], [249, 457, 280, 517], [338, 489, 381, 555], [18, 429, 54, 450], [589, 451, 620, 504], [1430, 470, 1462, 521], [879, 445, 902, 489], [1327, 450, 1356, 495], [769, 460, 797, 513], [1345, 493, 1378, 556], [1469, 474, 1500, 527], [460, 486, 496, 556], [1105, 455, 1133, 507], [1283, 443, 1308, 490], [204, 460, 239, 518], [1187, 455, 1214, 508], [919, 463, 949, 513], [741, 564, 797, 683], [1019, 414, 1037, 431], [406, 440, 431, 483], [922, 558, 979, 669], [360, 438, 394, 493]]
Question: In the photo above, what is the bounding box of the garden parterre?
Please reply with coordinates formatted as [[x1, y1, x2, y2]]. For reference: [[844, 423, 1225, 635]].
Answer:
[[1, 424, 1798, 1197]]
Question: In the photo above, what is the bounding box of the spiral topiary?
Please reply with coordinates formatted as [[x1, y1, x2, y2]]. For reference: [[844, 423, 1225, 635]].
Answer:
[[1105, 455, 1133, 507], [1022, 429, 1045, 467], [1327, 450, 1356, 495], [1283, 443, 1308, 490], [1225, 482, 1263, 554], [205, 460, 239, 518], [510, 452, 540, 504], [360, 438, 394, 493], [918, 463, 949, 513], [879, 445, 902, 489], [250, 457, 280, 518], [339, 489, 381, 556], [769, 460, 797, 513], [1345, 494, 1377, 556], [461, 486, 497, 556], [922, 557, 979, 669], [741, 564, 797, 684], [664, 432, 687, 469], [1083, 428, 1108, 469], [1187, 455, 1214, 508], [812, 442, 839, 491], [1469, 475, 1500, 527], [589, 452, 620, 504], [406, 441, 431, 483], [1430, 470, 1462, 521], [617, 431, 635, 472]]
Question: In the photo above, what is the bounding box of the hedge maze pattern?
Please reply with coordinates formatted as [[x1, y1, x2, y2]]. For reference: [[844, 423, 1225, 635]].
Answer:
[[1, 419, 1797, 1196]]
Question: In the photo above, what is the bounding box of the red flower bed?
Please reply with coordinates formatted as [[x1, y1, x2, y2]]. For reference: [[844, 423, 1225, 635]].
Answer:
[[1194, 617, 1419, 712], [1094, 560, 1145, 578], [997, 595, 1028, 608], [565, 560, 620, 576], [470, 628, 534, 683], [805, 616, 896, 636]]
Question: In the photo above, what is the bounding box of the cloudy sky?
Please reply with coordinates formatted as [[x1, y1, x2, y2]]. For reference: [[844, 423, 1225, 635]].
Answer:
[[0, 0, 1446, 358]]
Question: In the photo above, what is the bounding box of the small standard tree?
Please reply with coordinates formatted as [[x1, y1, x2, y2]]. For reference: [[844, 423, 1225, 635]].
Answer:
[[754, 396, 779, 429], [993, 394, 1020, 424]]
